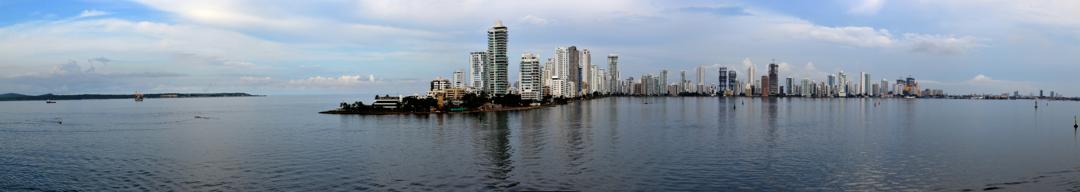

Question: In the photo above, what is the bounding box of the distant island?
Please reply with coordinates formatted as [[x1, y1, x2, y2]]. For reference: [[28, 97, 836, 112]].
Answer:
[[0, 92, 262, 101]]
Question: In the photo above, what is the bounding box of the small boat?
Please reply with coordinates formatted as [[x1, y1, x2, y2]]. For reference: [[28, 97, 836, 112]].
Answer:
[[134, 91, 144, 102], [45, 100, 56, 104]]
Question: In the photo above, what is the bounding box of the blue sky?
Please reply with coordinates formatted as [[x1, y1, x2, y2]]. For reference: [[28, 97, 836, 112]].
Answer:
[[1, 0, 1078, 96]]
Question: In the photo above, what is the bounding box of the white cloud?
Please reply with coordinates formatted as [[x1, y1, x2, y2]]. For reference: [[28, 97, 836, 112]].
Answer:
[[172, 53, 259, 68], [519, 15, 551, 26], [904, 33, 981, 55], [353, 0, 655, 25], [849, 0, 885, 16], [287, 75, 376, 87], [77, 9, 110, 18], [133, 0, 444, 44], [0, 60, 185, 94], [777, 22, 895, 48], [775, 21, 981, 54], [969, 74, 993, 82]]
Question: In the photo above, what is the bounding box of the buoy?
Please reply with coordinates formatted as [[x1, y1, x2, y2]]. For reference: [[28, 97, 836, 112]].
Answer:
[[1074, 116, 1077, 129]]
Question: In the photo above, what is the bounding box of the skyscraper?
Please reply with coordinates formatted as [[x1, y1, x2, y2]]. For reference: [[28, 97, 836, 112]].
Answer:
[[745, 59, 755, 95], [581, 49, 591, 95], [542, 58, 553, 94], [696, 65, 705, 93], [837, 71, 847, 97], [718, 67, 729, 94], [680, 70, 687, 93], [761, 75, 770, 97], [485, 20, 509, 96], [597, 68, 607, 93], [768, 61, 779, 96], [566, 46, 580, 95], [861, 72, 871, 97], [553, 46, 580, 98], [727, 70, 737, 96], [785, 77, 794, 96], [469, 52, 486, 90], [660, 69, 669, 94], [881, 79, 889, 96], [608, 54, 619, 94], [520, 52, 542, 101]]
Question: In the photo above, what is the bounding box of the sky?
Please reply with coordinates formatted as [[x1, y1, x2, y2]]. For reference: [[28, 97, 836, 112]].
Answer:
[[1, 0, 1079, 96]]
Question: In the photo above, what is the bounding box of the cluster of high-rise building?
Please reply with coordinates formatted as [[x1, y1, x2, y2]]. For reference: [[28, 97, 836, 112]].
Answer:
[[712, 59, 939, 98], [427, 21, 945, 103], [433, 21, 629, 103]]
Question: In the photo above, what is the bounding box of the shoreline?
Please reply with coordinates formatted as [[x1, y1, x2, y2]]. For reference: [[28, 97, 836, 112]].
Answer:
[[319, 104, 548, 115], [319, 94, 1075, 116]]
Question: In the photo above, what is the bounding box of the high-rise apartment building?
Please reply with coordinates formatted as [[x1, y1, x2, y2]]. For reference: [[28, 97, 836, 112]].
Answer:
[[761, 75, 770, 97], [485, 20, 509, 96], [696, 65, 705, 93], [519, 53, 542, 101], [581, 49, 591, 95], [860, 72, 871, 97], [785, 77, 794, 96], [837, 71, 847, 97], [768, 61, 779, 96], [660, 70, 669, 94], [727, 70, 737, 96], [469, 52, 486, 91], [718, 67, 729, 94], [608, 54, 619, 94]]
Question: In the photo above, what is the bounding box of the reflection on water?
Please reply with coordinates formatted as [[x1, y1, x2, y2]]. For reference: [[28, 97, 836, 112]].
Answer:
[[2, 96, 1080, 191], [473, 112, 516, 190]]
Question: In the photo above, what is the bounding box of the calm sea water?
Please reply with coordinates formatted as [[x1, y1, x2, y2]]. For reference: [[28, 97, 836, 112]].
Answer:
[[2, 96, 1080, 191]]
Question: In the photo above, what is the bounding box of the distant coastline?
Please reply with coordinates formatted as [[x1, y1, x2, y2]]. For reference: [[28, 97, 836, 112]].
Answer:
[[0, 92, 262, 101]]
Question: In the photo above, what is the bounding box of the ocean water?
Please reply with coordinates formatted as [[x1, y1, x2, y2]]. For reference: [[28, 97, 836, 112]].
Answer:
[[2, 96, 1080, 191]]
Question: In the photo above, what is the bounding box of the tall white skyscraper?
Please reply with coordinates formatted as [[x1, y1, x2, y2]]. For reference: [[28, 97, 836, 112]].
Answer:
[[519, 53, 542, 101], [745, 58, 755, 94], [696, 65, 705, 93], [469, 51, 486, 90], [660, 70, 669, 94], [485, 20, 509, 96], [861, 72, 871, 97]]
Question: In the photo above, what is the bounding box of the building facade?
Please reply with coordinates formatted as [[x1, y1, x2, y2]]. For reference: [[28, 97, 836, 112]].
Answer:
[[469, 51, 486, 91], [519, 52, 542, 101], [607, 54, 619, 94], [768, 62, 779, 96], [485, 21, 509, 96]]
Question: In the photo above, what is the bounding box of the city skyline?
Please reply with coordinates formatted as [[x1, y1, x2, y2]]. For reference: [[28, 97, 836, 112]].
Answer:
[[0, 1, 1077, 96], [444, 20, 940, 100]]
